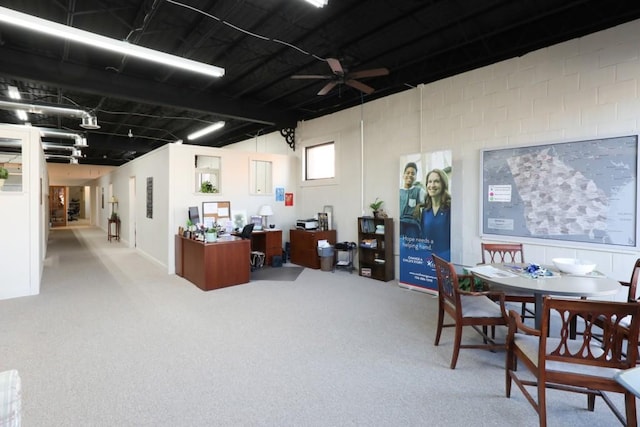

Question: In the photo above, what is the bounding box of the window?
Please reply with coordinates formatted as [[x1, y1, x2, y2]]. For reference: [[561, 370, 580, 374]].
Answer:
[[195, 155, 221, 193], [0, 137, 23, 192], [305, 141, 334, 180], [249, 159, 273, 194]]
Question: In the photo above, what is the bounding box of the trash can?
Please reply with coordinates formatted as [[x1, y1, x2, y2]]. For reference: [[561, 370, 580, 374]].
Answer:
[[318, 246, 335, 272]]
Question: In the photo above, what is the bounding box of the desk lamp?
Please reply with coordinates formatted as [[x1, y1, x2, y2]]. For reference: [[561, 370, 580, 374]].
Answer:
[[258, 205, 274, 229]]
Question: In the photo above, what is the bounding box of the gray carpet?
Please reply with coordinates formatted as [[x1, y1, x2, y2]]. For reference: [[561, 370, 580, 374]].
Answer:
[[251, 265, 304, 281], [0, 226, 629, 426]]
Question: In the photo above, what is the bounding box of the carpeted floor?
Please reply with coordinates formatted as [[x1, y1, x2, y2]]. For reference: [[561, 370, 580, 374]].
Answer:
[[251, 265, 304, 281], [0, 226, 629, 426]]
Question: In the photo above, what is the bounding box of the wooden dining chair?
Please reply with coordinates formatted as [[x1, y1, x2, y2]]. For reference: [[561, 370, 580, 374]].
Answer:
[[506, 296, 640, 427], [432, 254, 509, 369], [592, 258, 640, 357], [480, 242, 535, 321]]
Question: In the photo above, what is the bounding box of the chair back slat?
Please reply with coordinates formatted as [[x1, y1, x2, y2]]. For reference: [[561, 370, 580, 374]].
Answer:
[[481, 243, 524, 264], [540, 296, 640, 369], [432, 254, 459, 306]]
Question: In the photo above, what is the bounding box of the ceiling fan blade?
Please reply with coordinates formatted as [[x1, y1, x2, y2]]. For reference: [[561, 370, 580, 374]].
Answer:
[[318, 81, 338, 95], [291, 74, 333, 79], [327, 58, 344, 75], [348, 68, 390, 79], [345, 79, 375, 94]]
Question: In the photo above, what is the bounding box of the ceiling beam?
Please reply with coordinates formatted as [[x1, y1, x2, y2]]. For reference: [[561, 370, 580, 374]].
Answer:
[[0, 46, 298, 129]]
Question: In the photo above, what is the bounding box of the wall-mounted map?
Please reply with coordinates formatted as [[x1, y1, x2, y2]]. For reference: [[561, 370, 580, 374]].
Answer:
[[481, 135, 638, 248]]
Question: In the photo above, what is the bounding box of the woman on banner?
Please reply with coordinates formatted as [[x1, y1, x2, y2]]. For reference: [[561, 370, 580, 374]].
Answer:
[[399, 162, 425, 238], [417, 168, 451, 260]]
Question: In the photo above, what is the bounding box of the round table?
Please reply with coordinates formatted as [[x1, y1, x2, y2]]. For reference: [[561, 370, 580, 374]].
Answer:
[[470, 264, 622, 329]]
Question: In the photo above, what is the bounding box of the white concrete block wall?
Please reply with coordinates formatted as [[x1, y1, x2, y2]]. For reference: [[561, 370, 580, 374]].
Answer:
[[226, 19, 640, 286]]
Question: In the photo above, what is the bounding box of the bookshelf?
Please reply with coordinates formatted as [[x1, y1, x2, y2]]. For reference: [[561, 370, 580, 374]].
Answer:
[[358, 217, 394, 281]]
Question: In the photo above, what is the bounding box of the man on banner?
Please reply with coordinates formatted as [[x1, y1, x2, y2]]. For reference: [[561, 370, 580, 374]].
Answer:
[[398, 153, 452, 292]]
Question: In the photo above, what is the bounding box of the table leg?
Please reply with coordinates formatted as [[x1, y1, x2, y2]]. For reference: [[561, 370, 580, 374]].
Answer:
[[534, 292, 543, 330]]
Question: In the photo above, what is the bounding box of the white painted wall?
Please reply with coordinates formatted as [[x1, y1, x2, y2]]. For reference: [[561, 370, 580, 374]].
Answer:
[[228, 18, 640, 289], [93, 143, 297, 273], [0, 125, 48, 300]]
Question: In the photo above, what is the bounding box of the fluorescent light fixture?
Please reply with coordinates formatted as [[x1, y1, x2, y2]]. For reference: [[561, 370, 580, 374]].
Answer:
[[6, 85, 27, 121], [304, 0, 328, 7], [0, 6, 225, 79], [7, 86, 20, 99], [15, 109, 28, 121], [187, 121, 226, 140]]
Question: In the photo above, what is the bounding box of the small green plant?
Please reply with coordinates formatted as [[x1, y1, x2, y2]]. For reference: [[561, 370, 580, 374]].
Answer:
[[0, 167, 8, 179], [110, 212, 119, 221], [206, 223, 221, 234], [200, 181, 218, 193], [369, 197, 384, 211]]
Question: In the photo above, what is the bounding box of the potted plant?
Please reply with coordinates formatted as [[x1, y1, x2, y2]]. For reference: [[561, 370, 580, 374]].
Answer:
[[0, 166, 8, 190], [205, 223, 221, 242], [200, 181, 218, 193], [369, 197, 384, 217]]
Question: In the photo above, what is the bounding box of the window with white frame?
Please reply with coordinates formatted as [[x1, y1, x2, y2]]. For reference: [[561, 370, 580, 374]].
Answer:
[[195, 155, 221, 193], [305, 141, 334, 180]]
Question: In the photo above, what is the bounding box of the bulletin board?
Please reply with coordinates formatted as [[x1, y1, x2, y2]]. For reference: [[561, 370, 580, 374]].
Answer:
[[202, 201, 231, 228]]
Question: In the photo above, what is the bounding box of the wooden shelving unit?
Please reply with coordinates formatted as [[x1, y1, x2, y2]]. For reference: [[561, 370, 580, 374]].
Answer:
[[358, 217, 394, 281]]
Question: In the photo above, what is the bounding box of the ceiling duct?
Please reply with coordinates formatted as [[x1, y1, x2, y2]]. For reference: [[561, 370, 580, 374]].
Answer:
[[40, 143, 82, 157], [45, 154, 78, 164], [41, 142, 74, 152], [39, 128, 89, 148], [0, 99, 100, 129]]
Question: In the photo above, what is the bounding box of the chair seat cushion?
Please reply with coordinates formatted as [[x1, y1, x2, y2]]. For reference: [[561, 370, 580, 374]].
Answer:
[[514, 334, 619, 378], [460, 295, 504, 318], [0, 370, 21, 427]]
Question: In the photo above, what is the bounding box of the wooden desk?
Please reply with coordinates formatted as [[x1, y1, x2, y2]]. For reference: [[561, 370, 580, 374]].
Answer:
[[250, 230, 282, 266], [175, 235, 250, 291], [289, 229, 337, 269]]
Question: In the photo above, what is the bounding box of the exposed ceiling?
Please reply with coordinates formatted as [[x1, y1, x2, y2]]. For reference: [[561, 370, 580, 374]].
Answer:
[[0, 0, 640, 167]]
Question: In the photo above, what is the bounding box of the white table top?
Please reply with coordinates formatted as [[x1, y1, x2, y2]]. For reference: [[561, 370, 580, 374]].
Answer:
[[615, 367, 640, 398], [469, 264, 621, 298]]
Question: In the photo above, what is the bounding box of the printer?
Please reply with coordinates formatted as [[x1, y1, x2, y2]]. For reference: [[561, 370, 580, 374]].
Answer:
[[296, 218, 318, 230]]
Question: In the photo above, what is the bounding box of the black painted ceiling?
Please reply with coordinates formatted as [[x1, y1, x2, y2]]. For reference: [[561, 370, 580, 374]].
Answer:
[[0, 0, 639, 165]]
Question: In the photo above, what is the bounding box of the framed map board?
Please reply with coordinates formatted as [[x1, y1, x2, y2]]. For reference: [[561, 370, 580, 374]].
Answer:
[[480, 135, 639, 249]]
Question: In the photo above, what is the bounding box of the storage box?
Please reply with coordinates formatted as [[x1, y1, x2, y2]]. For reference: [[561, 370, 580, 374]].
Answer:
[[361, 267, 372, 277]]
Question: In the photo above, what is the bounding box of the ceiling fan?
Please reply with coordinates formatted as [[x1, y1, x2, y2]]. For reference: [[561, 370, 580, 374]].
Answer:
[[291, 58, 389, 95]]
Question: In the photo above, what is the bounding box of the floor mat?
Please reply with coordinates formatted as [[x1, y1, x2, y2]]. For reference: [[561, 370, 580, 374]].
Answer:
[[251, 266, 304, 281]]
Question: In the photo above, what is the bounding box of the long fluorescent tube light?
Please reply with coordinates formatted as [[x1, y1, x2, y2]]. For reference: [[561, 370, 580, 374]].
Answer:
[[187, 121, 226, 140], [0, 6, 225, 79], [304, 0, 328, 7]]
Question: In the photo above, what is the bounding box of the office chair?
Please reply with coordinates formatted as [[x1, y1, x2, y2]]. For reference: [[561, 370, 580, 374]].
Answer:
[[240, 223, 255, 239]]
